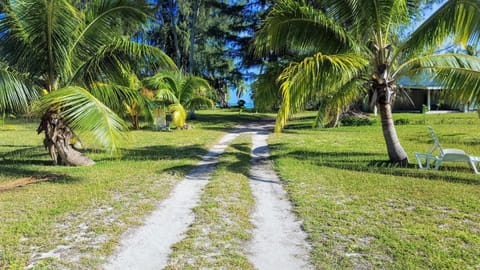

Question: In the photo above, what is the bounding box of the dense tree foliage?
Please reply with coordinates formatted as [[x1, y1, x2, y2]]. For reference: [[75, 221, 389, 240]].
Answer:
[[147, 0, 269, 107]]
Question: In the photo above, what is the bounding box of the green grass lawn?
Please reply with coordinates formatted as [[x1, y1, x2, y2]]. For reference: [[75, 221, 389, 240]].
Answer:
[[0, 109, 266, 269], [1, 109, 479, 269], [270, 112, 480, 269]]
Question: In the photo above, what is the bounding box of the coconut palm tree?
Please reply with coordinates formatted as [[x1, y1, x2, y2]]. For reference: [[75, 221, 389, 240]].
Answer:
[[255, 0, 480, 164], [144, 70, 214, 128], [0, 0, 174, 165], [0, 67, 36, 121], [118, 73, 159, 130]]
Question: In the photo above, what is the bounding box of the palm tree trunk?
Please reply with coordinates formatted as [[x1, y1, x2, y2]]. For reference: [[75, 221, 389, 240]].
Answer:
[[378, 102, 408, 165], [37, 112, 95, 166]]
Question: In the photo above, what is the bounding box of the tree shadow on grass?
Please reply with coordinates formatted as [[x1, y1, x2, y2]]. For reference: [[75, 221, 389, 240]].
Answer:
[[0, 146, 83, 183], [283, 123, 316, 131], [279, 115, 318, 131], [269, 145, 480, 185], [0, 165, 49, 179], [1, 145, 48, 161], [0, 142, 214, 184], [0, 146, 55, 179], [225, 142, 287, 184], [160, 164, 197, 177], [194, 113, 274, 132], [405, 131, 480, 147], [0, 173, 79, 193], [224, 142, 252, 176], [97, 144, 208, 162], [0, 165, 80, 186]]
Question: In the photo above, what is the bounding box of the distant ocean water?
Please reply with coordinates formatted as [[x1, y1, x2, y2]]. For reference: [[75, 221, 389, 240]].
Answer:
[[227, 102, 254, 109]]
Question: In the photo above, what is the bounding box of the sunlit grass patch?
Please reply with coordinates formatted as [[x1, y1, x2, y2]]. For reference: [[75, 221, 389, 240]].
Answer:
[[270, 112, 480, 269]]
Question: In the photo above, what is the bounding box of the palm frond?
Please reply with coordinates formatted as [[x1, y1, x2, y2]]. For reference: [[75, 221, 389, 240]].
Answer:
[[314, 78, 367, 128], [0, 0, 80, 83], [399, 0, 480, 59], [0, 66, 36, 112], [254, 0, 355, 56], [395, 53, 480, 104], [322, 0, 358, 27], [71, 38, 176, 86], [178, 75, 211, 102], [143, 71, 178, 92], [88, 82, 146, 115], [168, 103, 187, 128], [144, 70, 213, 110], [395, 53, 480, 77], [185, 96, 215, 110], [275, 52, 368, 131], [252, 63, 285, 112], [326, 0, 410, 37], [436, 57, 480, 104], [71, 0, 152, 59], [155, 88, 179, 103], [38, 86, 128, 154]]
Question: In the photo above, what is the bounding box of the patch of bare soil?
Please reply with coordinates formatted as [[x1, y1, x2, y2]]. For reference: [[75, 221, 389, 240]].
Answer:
[[0, 174, 64, 192], [24, 176, 178, 269]]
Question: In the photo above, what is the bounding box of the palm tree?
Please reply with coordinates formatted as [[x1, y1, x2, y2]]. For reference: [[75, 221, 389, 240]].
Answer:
[[255, 0, 480, 164], [0, 0, 174, 165], [144, 70, 214, 128], [0, 67, 37, 122], [119, 73, 158, 130]]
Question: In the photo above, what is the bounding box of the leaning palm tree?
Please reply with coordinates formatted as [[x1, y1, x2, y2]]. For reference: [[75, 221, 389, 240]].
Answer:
[[144, 70, 214, 128], [0, 0, 174, 165], [256, 0, 480, 164]]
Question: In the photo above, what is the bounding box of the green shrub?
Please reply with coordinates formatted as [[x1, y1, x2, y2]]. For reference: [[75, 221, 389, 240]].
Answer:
[[340, 116, 375, 126], [394, 118, 410, 125]]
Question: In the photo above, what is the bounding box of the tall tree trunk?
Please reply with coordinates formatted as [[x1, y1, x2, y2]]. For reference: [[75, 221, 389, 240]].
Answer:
[[378, 102, 408, 165], [169, 0, 181, 67], [37, 112, 95, 166], [372, 43, 408, 165], [188, 0, 201, 74], [218, 88, 227, 108]]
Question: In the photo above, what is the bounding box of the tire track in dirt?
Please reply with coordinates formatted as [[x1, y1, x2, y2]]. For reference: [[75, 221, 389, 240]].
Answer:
[[247, 122, 312, 270]]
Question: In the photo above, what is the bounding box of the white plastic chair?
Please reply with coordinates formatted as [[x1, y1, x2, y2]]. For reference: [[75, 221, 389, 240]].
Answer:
[[415, 127, 480, 174]]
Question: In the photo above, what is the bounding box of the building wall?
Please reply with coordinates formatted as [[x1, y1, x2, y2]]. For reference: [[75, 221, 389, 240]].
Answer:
[[392, 88, 477, 112], [393, 90, 427, 111]]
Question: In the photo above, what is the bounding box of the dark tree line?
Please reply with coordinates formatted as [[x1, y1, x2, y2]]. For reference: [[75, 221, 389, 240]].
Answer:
[[147, 0, 270, 107]]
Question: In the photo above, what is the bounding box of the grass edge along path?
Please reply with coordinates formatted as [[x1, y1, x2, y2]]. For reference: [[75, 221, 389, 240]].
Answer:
[[247, 128, 312, 269]]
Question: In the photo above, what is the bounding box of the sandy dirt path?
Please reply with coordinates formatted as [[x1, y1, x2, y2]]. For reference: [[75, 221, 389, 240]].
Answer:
[[247, 122, 312, 270], [104, 132, 240, 270], [104, 121, 311, 269]]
